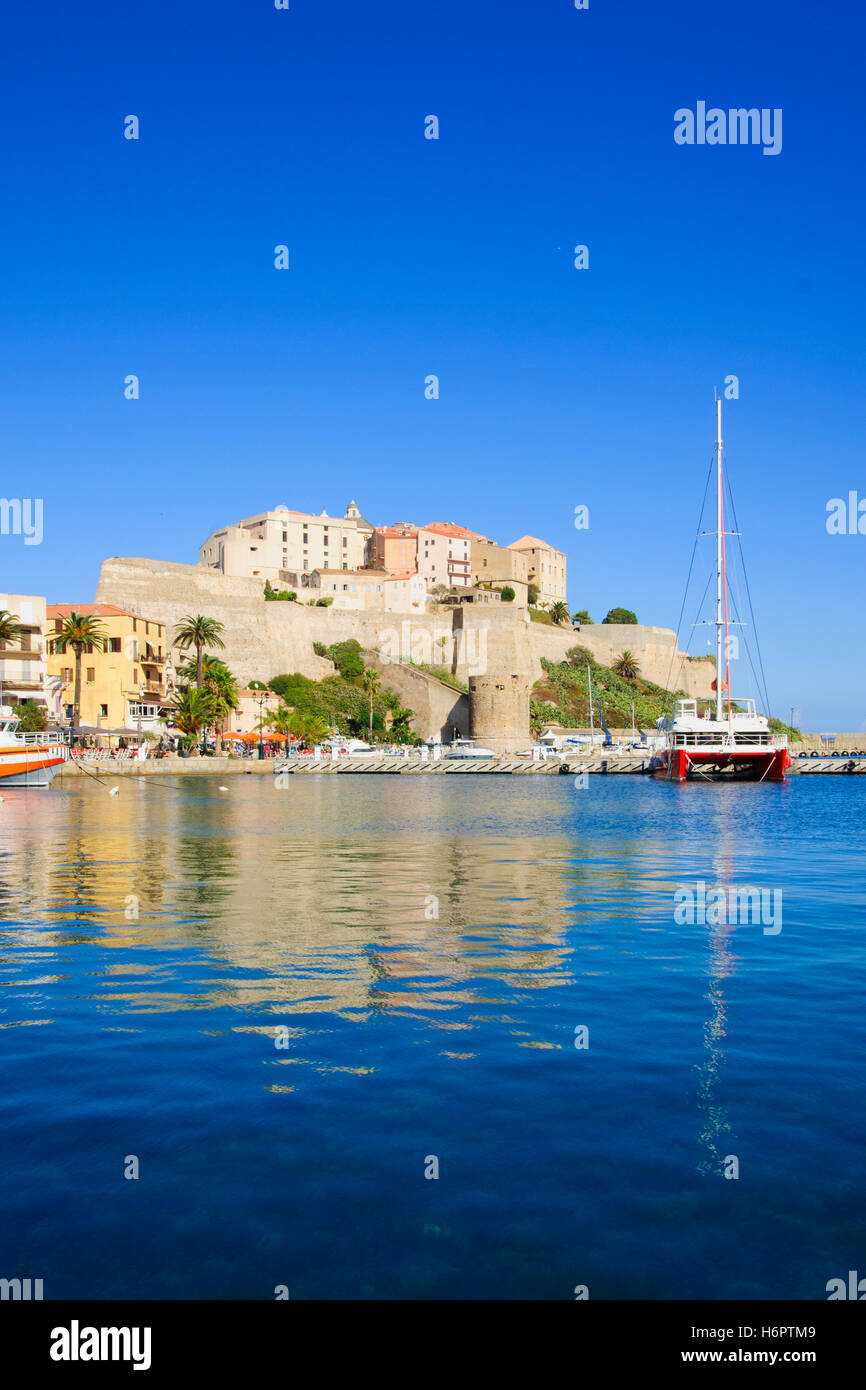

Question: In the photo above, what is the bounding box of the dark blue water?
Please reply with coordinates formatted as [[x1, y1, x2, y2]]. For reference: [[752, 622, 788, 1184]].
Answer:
[[1, 773, 864, 1299]]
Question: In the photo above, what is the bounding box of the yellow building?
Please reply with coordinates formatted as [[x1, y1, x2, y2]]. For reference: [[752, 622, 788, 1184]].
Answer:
[[47, 604, 168, 734]]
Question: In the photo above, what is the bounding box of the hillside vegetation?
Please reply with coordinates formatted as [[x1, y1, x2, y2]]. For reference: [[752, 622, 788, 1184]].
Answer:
[[267, 640, 415, 741], [531, 646, 686, 733]]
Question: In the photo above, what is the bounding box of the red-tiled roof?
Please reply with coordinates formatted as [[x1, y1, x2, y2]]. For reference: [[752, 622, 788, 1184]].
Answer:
[[422, 522, 474, 539], [47, 603, 140, 619]]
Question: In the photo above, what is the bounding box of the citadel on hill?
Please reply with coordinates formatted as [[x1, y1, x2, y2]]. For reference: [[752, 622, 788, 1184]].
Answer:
[[1, 496, 716, 751], [198, 500, 568, 613]]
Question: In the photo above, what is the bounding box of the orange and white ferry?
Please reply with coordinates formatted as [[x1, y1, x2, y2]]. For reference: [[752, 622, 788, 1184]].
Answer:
[[0, 705, 69, 787], [650, 399, 790, 784]]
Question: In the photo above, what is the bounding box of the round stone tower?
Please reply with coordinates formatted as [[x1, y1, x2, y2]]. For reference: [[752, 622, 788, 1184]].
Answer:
[[468, 671, 530, 755]]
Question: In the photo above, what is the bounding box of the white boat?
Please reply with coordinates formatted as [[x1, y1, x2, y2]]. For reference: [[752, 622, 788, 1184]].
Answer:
[[649, 399, 790, 783], [322, 736, 378, 756], [0, 706, 69, 787], [443, 738, 495, 759]]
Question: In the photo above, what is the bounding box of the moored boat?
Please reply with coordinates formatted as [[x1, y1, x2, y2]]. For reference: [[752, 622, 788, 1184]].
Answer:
[[651, 399, 790, 784], [0, 706, 69, 787], [443, 738, 495, 759]]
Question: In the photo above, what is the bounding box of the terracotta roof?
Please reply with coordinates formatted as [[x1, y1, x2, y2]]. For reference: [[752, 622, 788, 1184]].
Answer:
[[422, 522, 474, 539], [375, 526, 418, 537], [47, 603, 143, 619], [507, 535, 559, 552], [383, 571, 421, 582]]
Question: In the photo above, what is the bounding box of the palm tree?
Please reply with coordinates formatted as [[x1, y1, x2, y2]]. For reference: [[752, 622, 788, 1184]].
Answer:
[[265, 703, 296, 739], [550, 601, 570, 626], [52, 612, 107, 735], [270, 708, 330, 748], [0, 609, 21, 646], [200, 657, 239, 753], [613, 650, 640, 680], [174, 615, 226, 688], [0, 609, 22, 705], [361, 667, 381, 738], [169, 687, 215, 742]]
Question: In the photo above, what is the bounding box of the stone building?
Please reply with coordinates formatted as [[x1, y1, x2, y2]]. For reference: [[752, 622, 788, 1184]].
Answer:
[[507, 535, 567, 607], [470, 538, 530, 605], [199, 501, 374, 583]]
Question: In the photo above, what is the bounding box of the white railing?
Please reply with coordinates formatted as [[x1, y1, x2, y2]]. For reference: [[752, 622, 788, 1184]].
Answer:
[[18, 732, 65, 746]]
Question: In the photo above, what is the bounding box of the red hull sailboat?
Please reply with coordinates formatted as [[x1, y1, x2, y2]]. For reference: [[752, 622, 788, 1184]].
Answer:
[[650, 399, 790, 783]]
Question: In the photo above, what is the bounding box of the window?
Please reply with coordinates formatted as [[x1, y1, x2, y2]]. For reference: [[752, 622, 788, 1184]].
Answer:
[[145, 622, 149, 635], [343, 537, 347, 547], [129, 703, 157, 720], [132, 618, 137, 631], [86, 668, 95, 683], [100, 704, 108, 718], [282, 532, 287, 542], [109, 637, 121, 653], [62, 667, 72, 682], [133, 668, 138, 684]]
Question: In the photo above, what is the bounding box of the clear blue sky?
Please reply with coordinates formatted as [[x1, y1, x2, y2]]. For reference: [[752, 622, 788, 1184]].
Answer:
[[1, 1, 863, 728]]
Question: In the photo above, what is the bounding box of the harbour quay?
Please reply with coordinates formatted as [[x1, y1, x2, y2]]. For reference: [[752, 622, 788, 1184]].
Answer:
[[54, 750, 866, 777]]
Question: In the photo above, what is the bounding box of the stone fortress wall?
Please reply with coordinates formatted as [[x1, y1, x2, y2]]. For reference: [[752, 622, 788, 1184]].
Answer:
[[95, 556, 717, 745]]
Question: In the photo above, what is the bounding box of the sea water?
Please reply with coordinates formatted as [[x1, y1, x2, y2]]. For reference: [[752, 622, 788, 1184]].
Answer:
[[0, 774, 863, 1299]]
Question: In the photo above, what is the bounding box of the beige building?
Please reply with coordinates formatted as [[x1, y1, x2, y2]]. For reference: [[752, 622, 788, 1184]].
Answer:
[[417, 523, 472, 590], [0, 593, 49, 714], [225, 686, 281, 736], [382, 571, 427, 613], [47, 604, 168, 734], [470, 539, 530, 606], [199, 500, 374, 583], [507, 535, 567, 607], [306, 568, 389, 612]]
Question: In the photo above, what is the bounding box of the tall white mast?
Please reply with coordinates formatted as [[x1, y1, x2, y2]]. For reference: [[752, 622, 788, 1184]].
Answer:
[[587, 663, 594, 740], [715, 396, 724, 722]]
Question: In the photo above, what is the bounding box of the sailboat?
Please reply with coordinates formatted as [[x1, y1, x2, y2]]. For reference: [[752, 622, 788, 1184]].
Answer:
[[650, 399, 790, 783]]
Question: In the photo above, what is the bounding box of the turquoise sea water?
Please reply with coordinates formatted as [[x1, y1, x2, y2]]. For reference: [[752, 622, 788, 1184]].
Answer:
[[0, 773, 864, 1299]]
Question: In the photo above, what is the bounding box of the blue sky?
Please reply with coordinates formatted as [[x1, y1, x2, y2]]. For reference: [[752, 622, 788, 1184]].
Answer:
[[1, 0, 863, 727]]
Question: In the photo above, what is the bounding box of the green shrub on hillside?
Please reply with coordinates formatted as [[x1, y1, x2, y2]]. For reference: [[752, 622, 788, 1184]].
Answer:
[[533, 654, 686, 731], [267, 669, 415, 742]]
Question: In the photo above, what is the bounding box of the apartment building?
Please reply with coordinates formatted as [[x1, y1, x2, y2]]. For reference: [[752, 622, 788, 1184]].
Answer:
[[507, 535, 567, 607], [470, 539, 530, 606], [0, 592, 49, 713], [47, 604, 169, 733], [382, 572, 427, 613], [199, 501, 374, 582], [366, 524, 418, 574], [417, 523, 472, 590], [306, 568, 390, 612]]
